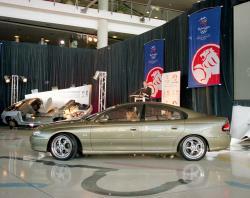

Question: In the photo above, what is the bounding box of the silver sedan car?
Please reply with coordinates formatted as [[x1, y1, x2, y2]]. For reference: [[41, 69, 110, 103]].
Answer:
[[30, 102, 231, 161]]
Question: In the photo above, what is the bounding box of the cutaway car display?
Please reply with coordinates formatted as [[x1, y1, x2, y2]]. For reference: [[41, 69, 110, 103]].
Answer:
[[1, 98, 92, 128], [30, 102, 231, 161]]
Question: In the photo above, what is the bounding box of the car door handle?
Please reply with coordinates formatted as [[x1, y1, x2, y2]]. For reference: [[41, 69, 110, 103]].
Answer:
[[130, 128, 136, 131], [171, 127, 178, 130]]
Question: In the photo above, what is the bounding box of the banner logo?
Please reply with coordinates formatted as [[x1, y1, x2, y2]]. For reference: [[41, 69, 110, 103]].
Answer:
[[198, 17, 210, 34], [150, 45, 158, 60], [192, 44, 220, 85], [146, 67, 163, 98]]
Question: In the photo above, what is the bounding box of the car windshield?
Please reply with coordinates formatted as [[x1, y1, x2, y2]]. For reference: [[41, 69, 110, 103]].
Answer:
[[84, 105, 117, 121], [85, 112, 99, 121]]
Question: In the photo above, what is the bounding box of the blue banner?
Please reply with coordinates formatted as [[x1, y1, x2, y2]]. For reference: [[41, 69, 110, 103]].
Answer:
[[188, 7, 221, 88], [144, 39, 164, 98]]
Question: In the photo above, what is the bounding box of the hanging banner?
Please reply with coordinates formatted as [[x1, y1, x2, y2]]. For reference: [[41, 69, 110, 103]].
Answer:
[[188, 6, 221, 88], [162, 71, 181, 106], [144, 39, 164, 98]]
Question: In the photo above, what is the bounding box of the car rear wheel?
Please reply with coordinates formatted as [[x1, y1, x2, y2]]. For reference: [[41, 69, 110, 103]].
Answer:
[[179, 136, 207, 161], [50, 134, 77, 160], [8, 119, 17, 129]]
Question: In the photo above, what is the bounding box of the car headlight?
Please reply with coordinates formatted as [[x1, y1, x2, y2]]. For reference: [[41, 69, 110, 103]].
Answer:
[[33, 131, 41, 136]]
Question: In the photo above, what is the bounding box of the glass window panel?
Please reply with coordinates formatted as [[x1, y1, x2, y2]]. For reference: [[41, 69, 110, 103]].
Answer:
[[99, 104, 142, 122], [145, 105, 183, 121]]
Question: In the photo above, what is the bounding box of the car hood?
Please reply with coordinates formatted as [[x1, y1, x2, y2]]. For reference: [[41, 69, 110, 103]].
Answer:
[[37, 119, 91, 132]]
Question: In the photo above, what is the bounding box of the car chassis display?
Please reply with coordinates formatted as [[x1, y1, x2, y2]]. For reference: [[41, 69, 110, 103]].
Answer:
[[1, 98, 92, 128]]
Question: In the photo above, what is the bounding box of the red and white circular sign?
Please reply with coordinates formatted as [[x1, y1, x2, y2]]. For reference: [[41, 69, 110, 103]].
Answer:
[[146, 66, 163, 98], [191, 44, 220, 85]]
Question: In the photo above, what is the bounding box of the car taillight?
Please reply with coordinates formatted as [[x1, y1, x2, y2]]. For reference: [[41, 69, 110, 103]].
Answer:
[[222, 120, 230, 132]]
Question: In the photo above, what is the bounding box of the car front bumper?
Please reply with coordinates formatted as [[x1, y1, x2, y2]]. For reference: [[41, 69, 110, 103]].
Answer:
[[30, 134, 49, 152]]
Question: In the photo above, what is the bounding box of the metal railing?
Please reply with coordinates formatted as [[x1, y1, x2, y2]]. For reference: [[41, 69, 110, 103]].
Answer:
[[42, 0, 183, 22]]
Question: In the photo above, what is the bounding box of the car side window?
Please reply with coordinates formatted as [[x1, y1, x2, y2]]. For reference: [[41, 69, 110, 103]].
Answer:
[[98, 105, 141, 122], [145, 105, 183, 121]]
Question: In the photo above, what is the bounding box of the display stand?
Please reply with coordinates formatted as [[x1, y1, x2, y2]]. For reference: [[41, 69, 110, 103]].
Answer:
[[129, 94, 149, 102]]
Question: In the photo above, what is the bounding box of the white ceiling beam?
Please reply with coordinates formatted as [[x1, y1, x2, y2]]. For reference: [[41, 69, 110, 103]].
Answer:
[[0, 0, 165, 35]]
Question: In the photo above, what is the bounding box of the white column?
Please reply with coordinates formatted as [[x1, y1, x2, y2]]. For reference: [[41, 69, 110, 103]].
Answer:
[[97, 0, 109, 49], [97, 19, 108, 49], [98, 0, 109, 11]]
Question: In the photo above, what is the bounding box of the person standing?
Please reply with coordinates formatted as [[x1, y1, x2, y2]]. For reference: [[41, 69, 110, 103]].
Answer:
[[142, 81, 152, 99]]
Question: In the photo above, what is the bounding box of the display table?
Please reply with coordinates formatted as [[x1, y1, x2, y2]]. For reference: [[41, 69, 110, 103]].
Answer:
[[129, 94, 149, 102]]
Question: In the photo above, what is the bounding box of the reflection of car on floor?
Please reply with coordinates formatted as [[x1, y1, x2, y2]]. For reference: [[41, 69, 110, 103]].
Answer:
[[30, 102, 231, 161], [5, 155, 209, 196], [1, 98, 92, 128]]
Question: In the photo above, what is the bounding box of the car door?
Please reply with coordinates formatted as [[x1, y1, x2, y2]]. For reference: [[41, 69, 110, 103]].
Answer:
[[90, 104, 143, 151], [142, 104, 185, 151]]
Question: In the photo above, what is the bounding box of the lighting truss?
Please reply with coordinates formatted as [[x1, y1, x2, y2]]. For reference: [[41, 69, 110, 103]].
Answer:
[[11, 75, 19, 105], [93, 71, 107, 112], [4, 75, 27, 105]]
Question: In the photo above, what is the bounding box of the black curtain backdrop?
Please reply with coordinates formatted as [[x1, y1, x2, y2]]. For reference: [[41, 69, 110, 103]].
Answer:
[[0, 0, 246, 120], [0, 41, 96, 113], [93, 0, 236, 118]]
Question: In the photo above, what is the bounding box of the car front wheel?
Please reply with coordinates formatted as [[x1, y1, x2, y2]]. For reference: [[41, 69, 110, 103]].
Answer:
[[179, 136, 207, 161], [8, 119, 17, 129], [50, 134, 77, 160]]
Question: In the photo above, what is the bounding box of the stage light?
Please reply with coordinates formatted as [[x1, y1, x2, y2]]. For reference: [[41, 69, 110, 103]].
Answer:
[[2, 170, 7, 177], [14, 35, 20, 42], [88, 36, 93, 42], [87, 35, 98, 43], [4, 75, 10, 83], [93, 71, 100, 80], [4, 75, 29, 104], [20, 170, 25, 178], [59, 40, 65, 47], [20, 76, 27, 83]]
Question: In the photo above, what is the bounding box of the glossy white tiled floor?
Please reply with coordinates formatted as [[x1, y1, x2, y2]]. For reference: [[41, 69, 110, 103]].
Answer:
[[0, 127, 250, 198]]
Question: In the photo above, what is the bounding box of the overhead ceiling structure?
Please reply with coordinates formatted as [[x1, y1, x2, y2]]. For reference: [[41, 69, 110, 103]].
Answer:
[[132, 0, 198, 11], [0, 0, 197, 47], [0, 18, 137, 48]]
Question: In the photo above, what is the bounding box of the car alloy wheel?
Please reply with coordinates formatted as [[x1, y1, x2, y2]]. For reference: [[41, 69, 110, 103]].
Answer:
[[179, 136, 207, 161], [50, 134, 77, 160]]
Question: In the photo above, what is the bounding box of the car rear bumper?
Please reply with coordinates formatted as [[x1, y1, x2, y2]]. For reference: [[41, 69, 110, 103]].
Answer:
[[207, 134, 231, 151]]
